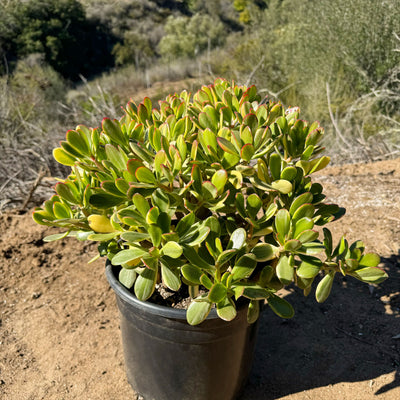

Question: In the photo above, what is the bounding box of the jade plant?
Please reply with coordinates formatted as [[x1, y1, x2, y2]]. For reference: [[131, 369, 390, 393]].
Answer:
[[33, 78, 388, 325]]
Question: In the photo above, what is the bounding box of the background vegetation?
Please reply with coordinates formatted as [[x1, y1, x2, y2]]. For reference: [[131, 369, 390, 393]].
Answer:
[[1, 0, 399, 208]]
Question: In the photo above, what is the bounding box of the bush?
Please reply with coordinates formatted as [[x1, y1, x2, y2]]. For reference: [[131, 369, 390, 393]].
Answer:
[[219, 0, 400, 160], [159, 13, 227, 60]]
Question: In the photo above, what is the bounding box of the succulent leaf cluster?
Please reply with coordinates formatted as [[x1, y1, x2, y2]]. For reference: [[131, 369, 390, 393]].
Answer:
[[33, 78, 387, 325]]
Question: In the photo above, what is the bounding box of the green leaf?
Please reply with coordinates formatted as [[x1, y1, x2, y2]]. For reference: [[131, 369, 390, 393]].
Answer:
[[187, 300, 212, 325], [199, 128, 218, 153], [246, 193, 262, 220], [89, 193, 124, 208], [191, 164, 203, 193], [176, 134, 187, 159], [148, 224, 162, 247], [182, 245, 216, 271], [66, 129, 90, 156], [131, 194, 149, 218], [296, 160, 311, 175], [161, 263, 181, 291], [222, 152, 241, 169], [157, 212, 171, 234], [217, 136, 238, 155], [105, 144, 128, 171], [280, 166, 297, 181], [301, 145, 315, 160], [242, 112, 258, 133], [152, 189, 170, 213], [269, 153, 281, 180], [297, 256, 323, 278], [135, 166, 156, 184], [55, 182, 79, 204], [231, 253, 257, 280], [154, 150, 167, 174], [271, 179, 293, 194], [176, 213, 195, 237], [267, 294, 294, 318], [121, 232, 151, 243], [182, 226, 210, 246], [289, 192, 313, 216], [235, 193, 247, 219], [229, 228, 247, 249], [350, 267, 388, 284], [292, 203, 315, 222], [161, 241, 183, 258], [241, 143, 255, 162], [53, 202, 71, 219], [264, 202, 278, 221], [119, 268, 137, 289], [275, 209, 291, 239], [359, 253, 380, 268], [217, 297, 237, 321], [137, 103, 149, 123], [127, 159, 144, 176], [315, 271, 335, 303], [118, 208, 147, 227], [346, 258, 359, 271], [257, 265, 274, 286], [87, 232, 119, 241], [111, 247, 147, 265], [284, 239, 302, 252], [211, 169, 228, 193], [296, 229, 319, 244], [115, 178, 130, 195], [276, 255, 294, 285], [216, 249, 237, 266], [200, 274, 213, 290], [102, 118, 125, 147], [251, 243, 277, 262], [53, 147, 76, 166], [323, 228, 333, 257], [146, 207, 160, 225], [202, 181, 218, 199], [301, 242, 325, 255], [43, 232, 70, 242], [333, 236, 349, 258], [208, 283, 227, 303], [181, 264, 203, 285], [134, 267, 157, 301], [293, 217, 314, 239], [242, 285, 270, 300], [309, 156, 330, 174], [247, 300, 260, 324]]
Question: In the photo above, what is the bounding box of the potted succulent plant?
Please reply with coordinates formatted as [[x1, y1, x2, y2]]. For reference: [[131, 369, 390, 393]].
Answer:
[[33, 78, 388, 400]]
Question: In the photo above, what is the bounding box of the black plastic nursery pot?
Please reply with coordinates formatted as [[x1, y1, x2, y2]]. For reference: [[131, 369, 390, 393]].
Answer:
[[105, 262, 260, 400]]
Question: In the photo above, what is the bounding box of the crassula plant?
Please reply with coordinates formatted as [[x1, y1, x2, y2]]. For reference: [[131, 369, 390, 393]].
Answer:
[[33, 78, 388, 325]]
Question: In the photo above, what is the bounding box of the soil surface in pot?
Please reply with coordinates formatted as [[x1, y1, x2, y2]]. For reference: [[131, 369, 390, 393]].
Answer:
[[1, 158, 400, 400]]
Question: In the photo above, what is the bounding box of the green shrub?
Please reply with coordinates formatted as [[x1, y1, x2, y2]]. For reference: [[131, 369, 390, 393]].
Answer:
[[33, 79, 387, 325], [159, 14, 227, 60]]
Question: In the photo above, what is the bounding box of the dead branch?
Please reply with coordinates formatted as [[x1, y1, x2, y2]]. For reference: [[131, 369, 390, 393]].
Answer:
[[245, 55, 265, 86], [21, 167, 48, 211], [326, 82, 351, 149], [0, 169, 22, 193]]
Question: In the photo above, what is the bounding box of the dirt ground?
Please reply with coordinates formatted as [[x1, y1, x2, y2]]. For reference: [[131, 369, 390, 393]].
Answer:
[[0, 158, 399, 400]]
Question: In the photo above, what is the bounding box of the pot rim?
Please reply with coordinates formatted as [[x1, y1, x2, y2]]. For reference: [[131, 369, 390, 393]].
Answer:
[[105, 261, 223, 321]]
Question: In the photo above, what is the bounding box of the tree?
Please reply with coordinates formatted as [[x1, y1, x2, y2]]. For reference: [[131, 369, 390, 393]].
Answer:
[[0, 0, 116, 80]]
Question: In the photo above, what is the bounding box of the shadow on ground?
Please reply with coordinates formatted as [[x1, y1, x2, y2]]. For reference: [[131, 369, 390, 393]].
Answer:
[[242, 253, 400, 399]]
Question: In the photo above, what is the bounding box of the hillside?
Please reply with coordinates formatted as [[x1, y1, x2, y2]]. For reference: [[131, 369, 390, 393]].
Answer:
[[1, 158, 399, 399]]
